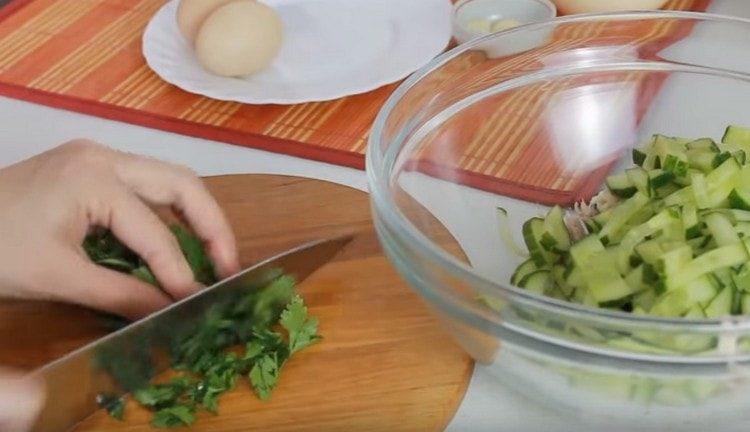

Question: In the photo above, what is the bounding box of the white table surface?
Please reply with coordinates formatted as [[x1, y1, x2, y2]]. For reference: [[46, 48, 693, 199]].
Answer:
[[1, 1, 748, 430]]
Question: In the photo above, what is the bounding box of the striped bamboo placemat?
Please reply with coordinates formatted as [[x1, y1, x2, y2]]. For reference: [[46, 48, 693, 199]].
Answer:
[[0, 0, 710, 204]]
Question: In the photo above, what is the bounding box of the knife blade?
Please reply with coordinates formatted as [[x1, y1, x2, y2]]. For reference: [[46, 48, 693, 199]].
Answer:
[[31, 235, 351, 432]]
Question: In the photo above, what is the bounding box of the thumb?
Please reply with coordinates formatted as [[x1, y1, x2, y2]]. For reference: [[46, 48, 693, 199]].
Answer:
[[0, 369, 45, 432]]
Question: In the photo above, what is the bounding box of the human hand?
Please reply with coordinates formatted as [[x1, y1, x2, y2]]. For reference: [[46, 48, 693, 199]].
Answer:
[[0, 368, 44, 432], [0, 140, 240, 319]]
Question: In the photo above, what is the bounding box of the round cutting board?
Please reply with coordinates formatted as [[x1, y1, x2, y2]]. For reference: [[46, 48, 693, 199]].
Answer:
[[0, 175, 472, 431]]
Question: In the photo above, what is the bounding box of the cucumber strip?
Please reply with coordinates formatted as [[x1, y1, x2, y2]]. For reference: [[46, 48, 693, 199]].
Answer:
[[729, 189, 750, 211], [598, 192, 649, 242], [648, 169, 675, 190], [510, 259, 537, 286], [704, 286, 733, 318], [585, 260, 634, 303], [653, 135, 688, 164], [659, 245, 693, 279], [733, 264, 750, 293], [650, 289, 691, 317], [686, 149, 716, 172], [649, 276, 717, 317], [565, 265, 585, 289], [634, 289, 657, 311], [632, 148, 647, 166], [569, 236, 605, 267], [552, 265, 574, 297], [664, 154, 688, 177], [522, 218, 556, 266], [664, 186, 694, 206], [626, 167, 650, 196], [704, 212, 740, 246], [592, 208, 614, 227], [625, 265, 648, 293], [669, 242, 749, 288], [729, 209, 750, 222], [691, 172, 710, 209], [683, 204, 701, 238], [734, 150, 747, 165], [617, 209, 678, 270], [686, 137, 719, 151], [722, 125, 750, 153], [497, 207, 529, 258], [707, 157, 741, 185], [519, 269, 553, 295], [606, 172, 637, 198], [635, 240, 664, 265], [737, 165, 750, 190], [712, 151, 732, 169], [736, 222, 750, 239], [543, 206, 571, 251], [743, 293, 750, 314]]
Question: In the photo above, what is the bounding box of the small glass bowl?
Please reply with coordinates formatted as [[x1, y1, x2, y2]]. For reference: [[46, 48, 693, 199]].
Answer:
[[452, 0, 557, 49]]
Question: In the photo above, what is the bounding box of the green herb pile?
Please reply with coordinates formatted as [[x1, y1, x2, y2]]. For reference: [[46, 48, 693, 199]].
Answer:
[[84, 227, 321, 428]]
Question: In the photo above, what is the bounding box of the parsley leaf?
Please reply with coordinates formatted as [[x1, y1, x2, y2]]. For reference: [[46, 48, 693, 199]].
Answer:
[[131, 265, 158, 286], [97, 394, 126, 421], [152, 405, 196, 428], [171, 225, 215, 285], [248, 353, 281, 401], [280, 295, 321, 354]]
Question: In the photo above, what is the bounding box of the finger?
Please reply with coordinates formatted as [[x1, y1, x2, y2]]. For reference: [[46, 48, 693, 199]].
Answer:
[[115, 156, 240, 278], [56, 257, 173, 320], [108, 193, 200, 299], [0, 369, 45, 432]]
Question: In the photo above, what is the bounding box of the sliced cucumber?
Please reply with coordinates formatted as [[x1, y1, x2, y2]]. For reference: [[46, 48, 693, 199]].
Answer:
[[687, 148, 715, 173], [626, 167, 650, 196], [511, 259, 537, 286], [506, 124, 750, 353], [665, 242, 749, 290], [606, 172, 637, 198], [683, 204, 701, 238], [686, 138, 719, 151], [722, 125, 750, 152], [522, 218, 556, 266], [598, 192, 649, 244], [704, 212, 740, 246], [543, 206, 571, 252], [729, 189, 750, 211], [519, 269, 553, 295], [570, 236, 605, 267], [632, 148, 647, 166], [704, 286, 733, 318], [649, 169, 675, 190]]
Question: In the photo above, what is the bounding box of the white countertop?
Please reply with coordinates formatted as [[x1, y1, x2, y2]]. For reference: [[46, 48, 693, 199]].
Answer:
[[1, 1, 748, 430]]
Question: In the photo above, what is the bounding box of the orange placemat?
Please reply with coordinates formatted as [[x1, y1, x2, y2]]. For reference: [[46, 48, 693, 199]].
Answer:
[[0, 0, 710, 205]]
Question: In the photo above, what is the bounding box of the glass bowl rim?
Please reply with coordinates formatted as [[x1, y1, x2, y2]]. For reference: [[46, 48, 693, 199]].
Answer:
[[366, 10, 750, 332]]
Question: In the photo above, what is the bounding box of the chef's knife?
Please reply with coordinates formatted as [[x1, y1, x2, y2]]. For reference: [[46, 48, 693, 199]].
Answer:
[[31, 235, 351, 432]]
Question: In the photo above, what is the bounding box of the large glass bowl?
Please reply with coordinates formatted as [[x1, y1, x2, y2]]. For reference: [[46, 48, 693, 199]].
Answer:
[[367, 11, 750, 431]]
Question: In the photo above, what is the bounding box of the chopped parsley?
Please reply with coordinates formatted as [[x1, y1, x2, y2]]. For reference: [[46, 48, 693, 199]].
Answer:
[[85, 228, 321, 427]]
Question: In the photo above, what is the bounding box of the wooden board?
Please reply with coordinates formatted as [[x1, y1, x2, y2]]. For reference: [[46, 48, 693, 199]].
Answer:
[[0, 174, 473, 431]]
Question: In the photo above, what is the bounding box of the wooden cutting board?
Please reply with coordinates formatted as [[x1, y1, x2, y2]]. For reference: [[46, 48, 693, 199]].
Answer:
[[0, 174, 473, 431]]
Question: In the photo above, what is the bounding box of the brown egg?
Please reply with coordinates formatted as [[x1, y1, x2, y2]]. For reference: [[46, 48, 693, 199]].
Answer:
[[195, 1, 283, 77], [176, 0, 240, 43]]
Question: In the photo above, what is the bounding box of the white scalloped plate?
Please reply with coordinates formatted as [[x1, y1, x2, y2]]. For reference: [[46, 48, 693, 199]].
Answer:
[[142, 0, 452, 104]]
